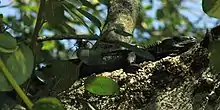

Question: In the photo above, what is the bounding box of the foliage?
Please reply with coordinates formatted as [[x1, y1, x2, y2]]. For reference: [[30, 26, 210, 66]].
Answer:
[[202, 0, 220, 18], [209, 40, 220, 73], [0, 42, 34, 91], [85, 76, 120, 96], [0, 33, 17, 53], [0, 0, 219, 109], [32, 97, 64, 110], [202, 0, 220, 73]]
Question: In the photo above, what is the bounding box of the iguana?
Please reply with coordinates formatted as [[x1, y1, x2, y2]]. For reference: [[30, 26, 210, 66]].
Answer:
[[140, 36, 196, 63], [31, 35, 197, 98], [78, 35, 197, 77]]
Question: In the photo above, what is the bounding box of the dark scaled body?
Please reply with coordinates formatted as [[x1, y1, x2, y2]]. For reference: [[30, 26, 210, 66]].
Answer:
[[138, 36, 196, 62], [79, 36, 197, 77], [37, 36, 197, 78]]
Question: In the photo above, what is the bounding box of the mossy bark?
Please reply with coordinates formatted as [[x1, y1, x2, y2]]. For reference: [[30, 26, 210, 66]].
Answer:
[[57, 0, 211, 109]]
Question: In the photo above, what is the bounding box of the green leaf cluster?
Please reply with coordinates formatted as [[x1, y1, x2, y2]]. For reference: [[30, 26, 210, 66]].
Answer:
[[0, 33, 34, 91]]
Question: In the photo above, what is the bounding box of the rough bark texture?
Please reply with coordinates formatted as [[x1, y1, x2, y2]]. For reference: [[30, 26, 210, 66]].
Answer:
[[55, 0, 213, 110], [58, 42, 209, 109], [2, 0, 219, 110], [100, 0, 139, 42], [95, 0, 139, 48], [78, 0, 140, 77]]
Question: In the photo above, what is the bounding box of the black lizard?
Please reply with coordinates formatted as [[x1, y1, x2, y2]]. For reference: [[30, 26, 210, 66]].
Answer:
[[138, 36, 197, 63]]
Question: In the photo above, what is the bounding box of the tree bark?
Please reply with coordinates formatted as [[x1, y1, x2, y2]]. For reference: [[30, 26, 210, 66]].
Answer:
[[56, 0, 212, 110], [58, 43, 209, 110]]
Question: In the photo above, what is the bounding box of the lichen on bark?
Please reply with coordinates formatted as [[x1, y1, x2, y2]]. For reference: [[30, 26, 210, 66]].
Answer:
[[58, 42, 209, 109], [56, 0, 213, 109], [99, 0, 139, 43]]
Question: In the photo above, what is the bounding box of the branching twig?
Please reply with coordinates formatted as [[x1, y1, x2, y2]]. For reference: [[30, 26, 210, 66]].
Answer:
[[37, 34, 98, 42], [25, 0, 46, 94], [30, 0, 46, 53]]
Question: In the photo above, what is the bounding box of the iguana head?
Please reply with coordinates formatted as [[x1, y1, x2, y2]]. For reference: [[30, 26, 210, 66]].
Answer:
[[145, 36, 196, 61]]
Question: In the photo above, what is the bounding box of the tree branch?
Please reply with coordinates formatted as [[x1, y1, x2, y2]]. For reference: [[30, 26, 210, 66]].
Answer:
[[30, 0, 45, 53], [58, 42, 209, 110], [53, 0, 214, 109], [37, 34, 98, 42], [99, 0, 139, 43]]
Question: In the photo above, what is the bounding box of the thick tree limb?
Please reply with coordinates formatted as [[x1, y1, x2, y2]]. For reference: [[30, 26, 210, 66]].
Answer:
[[57, 42, 209, 110], [55, 0, 211, 109], [30, 0, 45, 53], [96, 0, 139, 47], [37, 34, 98, 42]]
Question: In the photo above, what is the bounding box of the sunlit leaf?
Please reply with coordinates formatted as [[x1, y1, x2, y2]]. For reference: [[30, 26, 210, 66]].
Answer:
[[65, 0, 82, 9], [85, 76, 120, 96], [202, 0, 220, 18], [32, 97, 64, 110], [77, 8, 102, 29], [41, 41, 56, 50], [81, 0, 96, 9], [143, 5, 152, 10]]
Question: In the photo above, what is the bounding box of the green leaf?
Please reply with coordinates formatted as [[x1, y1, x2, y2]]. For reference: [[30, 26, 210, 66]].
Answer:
[[81, 0, 96, 9], [76, 48, 102, 65], [11, 20, 24, 32], [64, 0, 82, 9], [202, 0, 220, 18], [63, 4, 94, 34], [22, 14, 33, 26], [0, 33, 18, 53], [156, 9, 165, 20], [32, 97, 64, 110], [143, 5, 152, 10], [209, 40, 220, 73], [45, 0, 65, 26], [61, 23, 76, 34], [46, 22, 75, 34], [77, 8, 102, 29], [0, 43, 34, 91], [85, 76, 120, 96], [42, 60, 79, 93], [41, 41, 56, 50]]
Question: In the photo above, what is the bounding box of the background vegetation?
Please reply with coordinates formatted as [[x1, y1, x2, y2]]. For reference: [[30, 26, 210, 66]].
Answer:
[[1, 0, 219, 59], [0, 0, 220, 109]]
